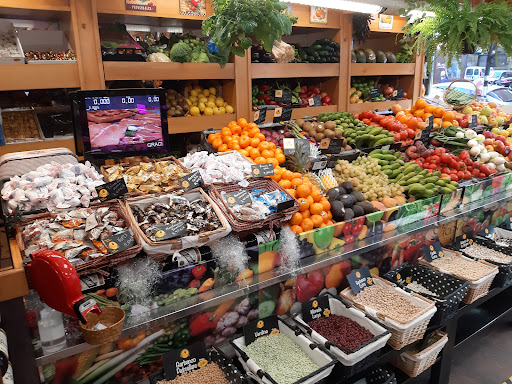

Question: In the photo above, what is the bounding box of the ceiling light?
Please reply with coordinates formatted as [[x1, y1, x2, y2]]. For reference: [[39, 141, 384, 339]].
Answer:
[[406, 9, 435, 22], [287, 0, 382, 14]]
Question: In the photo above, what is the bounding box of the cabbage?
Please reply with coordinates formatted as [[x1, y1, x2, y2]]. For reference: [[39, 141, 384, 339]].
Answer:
[[170, 42, 192, 63]]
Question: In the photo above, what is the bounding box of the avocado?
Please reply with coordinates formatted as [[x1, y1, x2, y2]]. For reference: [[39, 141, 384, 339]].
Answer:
[[352, 191, 365, 202], [376, 50, 387, 63], [331, 201, 345, 222], [364, 49, 376, 63], [356, 49, 366, 63], [341, 182, 354, 193], [357, 201, 375, 214], [385, 51, 396, 63], [327, 187, 341, 202], [351, 50, 357, 63], [344, 208, 355, 220], [339, 194, 355, 208], [352, 204, 365, 217]]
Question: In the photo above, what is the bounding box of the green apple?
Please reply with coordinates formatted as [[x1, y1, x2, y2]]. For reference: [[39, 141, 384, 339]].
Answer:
[[481, 105, 492, 117]]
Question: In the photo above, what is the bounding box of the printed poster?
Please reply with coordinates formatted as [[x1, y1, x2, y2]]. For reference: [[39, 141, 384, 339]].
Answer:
[[180, 0, 206, 17], [310, 6, 328, 24], [379, 14, 393, 30], [125, 0, 156, 12]]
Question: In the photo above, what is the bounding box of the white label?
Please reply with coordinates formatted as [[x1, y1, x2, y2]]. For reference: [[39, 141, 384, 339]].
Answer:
[[0, 330, 7, 359], [254, 110, 260, 121], [312, 160, 328, 170], [3, 363, 13, 384], [274, 107, 282, 117]]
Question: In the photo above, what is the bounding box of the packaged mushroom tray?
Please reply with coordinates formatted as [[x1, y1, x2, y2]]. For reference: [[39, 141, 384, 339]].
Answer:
[[419, 248, 498, 304], [125, 188, 230, 256], [340, 276, 437, 350], [17, 200, 142, 275], [291, 292, 391, 367], [101, 157, 189, 195]]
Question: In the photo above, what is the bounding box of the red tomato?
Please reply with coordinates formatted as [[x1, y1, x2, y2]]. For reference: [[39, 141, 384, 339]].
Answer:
[[459, 150, 470, 161], [456, 171, 465, 180], [430, 155, 440, 164], [472, 168, 480, 177], [435, 148, 446, 156], [407, 129, 415, 139], [440, 154, 451, 164], [428, 163, 437, 170], [440, 173, 450, 178], [441, 167, 451, 174], [480, 164, 492, 176], [479, 172, 486, 178], [373, 114, 384, 123], [449, 159, 460, 170], [450, 174, 459, 181], [463, 171, 472, 180], [415, 159, 423, 166], [400, 131, 408, 140], [362, 118, 372, 125], [467, 166, 473, 172]]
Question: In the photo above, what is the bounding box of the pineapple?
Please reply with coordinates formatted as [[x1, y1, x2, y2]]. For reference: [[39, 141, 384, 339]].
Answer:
[[305, 172, 324, 192], [284, 140, 310, 173], [319, 168, 338, 190]]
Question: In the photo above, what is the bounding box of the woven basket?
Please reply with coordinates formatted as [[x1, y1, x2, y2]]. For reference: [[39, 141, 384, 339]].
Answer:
[[80, 306, 125, 345], [200, 129, 221, 153], [383, 262, 468, 326], [419, 248, 498, 304], [208, 178, 299, 233], [443, 79, 477, 111], [100, 156, 189, 196], [16, 200, 142, 276], [391, 331, 448, 378], [340, 277, 437, 350]]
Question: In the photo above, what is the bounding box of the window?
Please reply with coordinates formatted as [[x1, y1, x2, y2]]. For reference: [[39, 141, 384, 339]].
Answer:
[[489, 89, 512, 102], [466, 69, 474, 76]]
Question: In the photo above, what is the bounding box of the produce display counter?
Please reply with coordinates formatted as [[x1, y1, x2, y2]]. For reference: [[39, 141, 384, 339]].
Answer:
[[250, 63, 340, 79], [351, 63, 416, 77], [348, 99, 413, 114]]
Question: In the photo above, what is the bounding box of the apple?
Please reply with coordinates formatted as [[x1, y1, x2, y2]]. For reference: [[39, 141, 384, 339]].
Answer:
[[460, 118, 469, 128], [462, 105, 474, 114], [481, 106, 492, 117], [484, 138, 494, 146], [496, 135, 507, 143]]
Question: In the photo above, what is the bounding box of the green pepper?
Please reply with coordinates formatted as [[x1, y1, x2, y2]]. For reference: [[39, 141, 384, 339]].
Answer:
[[258, 100, 265, 105], [252, 97, 258, 104], [252, 87, 259, 97], [173, 328, 190, 348]]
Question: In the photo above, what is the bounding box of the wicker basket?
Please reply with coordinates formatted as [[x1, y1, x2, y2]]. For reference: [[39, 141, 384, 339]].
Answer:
[[200, 129, 221, 153], [16, 200, 142, 276], [208, 178, 299, 233], [340, 277, 437, 350], [80, 306, 125, 345], [100, 156, 190, 196], [468, 236, 512, 288], [383, 262, 468, 325], [419, 248, 499, 304], [443, 79, 477, 111], [391, 330, 448, 378]]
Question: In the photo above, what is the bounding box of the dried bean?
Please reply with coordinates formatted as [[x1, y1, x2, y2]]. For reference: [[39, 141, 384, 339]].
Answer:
[[430, 254, 494, 281], [157, 362, 229, 384], [405, 282, 438, 297], [307, 315, 374, 352], [464, 244, 512, 264]]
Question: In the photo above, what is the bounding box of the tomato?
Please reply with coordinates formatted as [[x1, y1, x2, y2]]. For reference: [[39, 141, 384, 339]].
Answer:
[[400, 131, 408, 140], [449, 159, 460, 170], [440, 154, 451, 164], [407, 129, 415, 139], [467, 166, 473, 172], [440, 173, 450, 178], [360, 111, 373, 120], [441, 167, 451, 174], [473, 161, 482, 169], [415, 159, 423, 166], [435, 148, 446, 156], [472, 168, 480, 177], [479, 172, 486, 178], [459, 150, 470, 161], [430, 155, 440, 164], [362, 118, 372, 125], [428, 163, 437, 170], [456, 171, 465, 180], [480, 164, 492, 176], [373, 114, 384, 123], [450, 174, 459, 181], [464, 171, 472, 180]]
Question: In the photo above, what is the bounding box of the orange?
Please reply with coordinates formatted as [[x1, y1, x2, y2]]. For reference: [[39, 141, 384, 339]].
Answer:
[[397, 115, 410, 124], [310, 202, 323, 215], [267, 158, 279, 168], [212, 138, 222, 149], [249, 148, 260, 159], [296, 184, 311, 198], [311, 190, 323, 202], [261, 149, 274, 159], [306, 195, 315, 207], [258, 141, 270, 151], [302, 209, 311, 219], [326, 211, 333, 221], [325, 220, 334, 226], [300, 218, 314, 232], [228, 121, 238, 129], [250, 138, 261, 148], [218, 144, 228, 152], [248, 128, 260, 137], [275, 147, 283, 154], [423, 112, 433, 120], [320, 199, 331, 212], [268, 142, 276, 150], [237, 118, 248, 128], [297, 198, 310, 212], [279, 179, 292, 189], [415, 99, 427, 109], [424, 104, 436, 113], [254, 156, 266, 164], [291, 178, 303, 188], [231, 125, 242, 135], [208, 134, 215, 143], [247, 122, 258, 130], [293, 172, 302, 180], [286, 188, 297, 198], [231, 143, 241, 151], [311, 215, 323, 228], [433, 118, 442, 126], [224, 136, 233, 145], [239, 149, 249, 157], [290, 212, 303, 226], [413, 109, 424, 119], [270, 172, 281, 182], [291, 225, 303, 234], [221, 127, 232, 137], [256, 133, 266, 142], [433, 107, 445, 118], [276, 153, 286, 163], [442, 121, 453, 128], [282, 170, 295, 181], [239, 136, 250, 148], [406, 118, 419, 130], [246, 146, 254, 153], [442, 111, 455, 122]]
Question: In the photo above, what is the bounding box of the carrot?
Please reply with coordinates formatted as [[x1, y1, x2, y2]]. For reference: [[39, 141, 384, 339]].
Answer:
[[234, 268, 254, 282], [198, 278, 214, 293], [213, 298, 236, 318], [105, 287, 118, 298]]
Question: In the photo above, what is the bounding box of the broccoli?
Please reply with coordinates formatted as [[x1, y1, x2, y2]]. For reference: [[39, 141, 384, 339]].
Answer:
[[170, 42, 192, 63]]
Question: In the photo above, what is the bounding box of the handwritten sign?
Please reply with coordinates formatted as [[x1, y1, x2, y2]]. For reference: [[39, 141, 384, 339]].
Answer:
[[151, 222, 187, 241], [478, 225, 497, 241], [254, 108, 267, 124], [274, 89, 292, 103], [422, 241, 444, 262], [163, 342, 209, 380], [454, 233, 474, 250], [273, 106, 293, 123], [179, 171, 203, 191], [308, 96, 322, 107], [225, 190, 252, 207], [252, 163, 274, 177], [102, 230, 135, 254]]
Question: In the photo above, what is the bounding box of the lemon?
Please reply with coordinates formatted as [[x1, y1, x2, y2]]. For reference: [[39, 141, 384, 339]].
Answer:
[[204, 107, 214, 115], [213, 107, 222, 115], [219, 107, 226, 114], [202, 89, 210, 97], [226, 105, 234, 114], [206, 101, 216, 109], [215, 98, 225, 107], [185, 98, 192, 106], [190, 106, 200, 116], [193, 86, 202, 93], [223, 102, 228, 107], [208, 95, 216, 101], [189, 96, 198, 103], [190, 90, 198, 97], [198, 102, 206, 112], [199, 97, 208, 104], [209, 87, 217, 95]]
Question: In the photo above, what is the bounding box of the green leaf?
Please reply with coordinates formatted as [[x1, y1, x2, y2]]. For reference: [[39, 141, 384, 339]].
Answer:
[[231, 44, 246, 57], [240, 37, 252, 50]]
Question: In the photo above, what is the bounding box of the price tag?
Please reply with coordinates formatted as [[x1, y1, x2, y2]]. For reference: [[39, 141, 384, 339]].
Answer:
[[311, 160, 328, 171], [302, 295, 331, 323], [422, 241, 444, 262], [163, 342, 209, 380], [179, 171, 203, 191], [419, 116, 434, 143], [225, 190, 252, 207], [454, 233, 474, 250], [102, 230, 135, 254], [96, 179, 128, 202], [275, 89, 292, 103], [276, 198, 294, 212], [369, 88, 380, 100], [252, 163, 274, 177], [151, 221, 187, 241], [347, 266, 374, 295], [243, 315, 280, 345], [273, 106, 293, 123], [254, 108, 267, 124], [308, 96, 322, 107], [283, 138, 310, 155], [319, 138, 344, 154], [478, 225, 497, 241], [469, 114, 478, 129], [392, 89, 404, 100], [392, 272, 412, 285]]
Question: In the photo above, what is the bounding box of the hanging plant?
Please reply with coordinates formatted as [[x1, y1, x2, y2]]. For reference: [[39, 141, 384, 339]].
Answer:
[[401, 0, 512, 73], [202, 0, 297, 67], [352, 14, 373, 44]]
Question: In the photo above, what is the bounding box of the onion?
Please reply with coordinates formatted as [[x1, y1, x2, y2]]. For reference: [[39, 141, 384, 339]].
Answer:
[[488, 162, 497, 169], [465, 129, 477, 139], [488, 151, 499, 159], [492, 156, 505, 165], [467, 139, 478, 148], [455, 131, 465, 138], [497, 164, 506, 172], [469, 146, 481, 156], [479, 153, 490, 163]]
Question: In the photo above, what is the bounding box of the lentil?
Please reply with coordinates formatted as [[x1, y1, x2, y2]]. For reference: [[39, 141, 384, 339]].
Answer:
[[241, 332, 319, 384], [349, 284, 423, 324], [463, 244, 512, 264], [430, 254, 494, 281], [307, 315, 374, 352], [157, 362, 230, 384], [405, 282, 438, 297]]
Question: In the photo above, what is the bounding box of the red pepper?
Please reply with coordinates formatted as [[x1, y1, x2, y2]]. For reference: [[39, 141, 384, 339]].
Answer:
[[189, 279, 201, 289], [189, 312, 218, 337], [259, 85, 270, 92], [191, 0, 199, 6], [192, 265, 206, 279]]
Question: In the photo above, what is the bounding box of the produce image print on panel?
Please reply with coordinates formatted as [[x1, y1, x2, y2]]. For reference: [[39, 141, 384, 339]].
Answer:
[[84, 95, 165, 156]]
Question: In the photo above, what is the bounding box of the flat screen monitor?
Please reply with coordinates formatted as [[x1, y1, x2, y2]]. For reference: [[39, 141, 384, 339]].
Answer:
[[72, 89, 169, 158]]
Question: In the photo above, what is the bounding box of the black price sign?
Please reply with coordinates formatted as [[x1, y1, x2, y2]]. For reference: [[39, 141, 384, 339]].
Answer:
[[96, 178, 128, 202], [252, 163, 274, 177], [273, 106, 293, 123], [302, 295, 331, 323], [469, 114, 478, 129], [422, 241, 444, 262], [369, 88, 380, 100], [308, 96, 322, 107], [454, 233, 474, 250], [163, 342, 209, 380], [254, 108, 267, 124], [225, 190, 252, 207], [276, 198, 294, 212], [392, 89, 404, 100], [319, 138, 344, 154], [478, 225, 497, 241], [243, 315, 280, 345], [502, 217, 512, 230], [275, 89, 292, 103], [151, 221, 187, 241], [179, 171, 203, 191], [347, 266, 374, 295], [311, 159, 328, 171], [102, 230, 135, 254], [418, 115, 434, 143]]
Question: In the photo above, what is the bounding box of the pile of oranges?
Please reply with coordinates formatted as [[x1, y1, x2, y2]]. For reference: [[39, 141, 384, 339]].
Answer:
[[394, 99, 460, 131], [270, 168, 333, 234], [207, 118, 285, 168]]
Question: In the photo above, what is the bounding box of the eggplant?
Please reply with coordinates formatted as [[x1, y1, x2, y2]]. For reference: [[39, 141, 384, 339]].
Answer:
[[252, 51, 260, 60], [261, 52, 274, 62]]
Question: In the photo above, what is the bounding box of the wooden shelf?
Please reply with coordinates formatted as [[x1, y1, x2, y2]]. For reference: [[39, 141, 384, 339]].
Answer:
[[251, 63, 339, 79], [260, 105, 337, 124], [351, 63, 416, 77], [369, 14, 406, 33], [347, 99, 412, 114], [0, 0, 70, 12], [1, 240, 29, 302], [0, 138, 75, 157], [168, 114, 235, 134], [103, 62, 235, 81], [0, 63, 80, 91]]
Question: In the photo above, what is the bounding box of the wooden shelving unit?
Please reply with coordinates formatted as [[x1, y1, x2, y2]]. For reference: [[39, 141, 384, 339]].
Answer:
[[351, 63, 416, 77], [260, 105, 338, 124], [0, 63, 80, 91], [168, 114, 235, 134], [251, 63, 339, 79], [0, 240, 29, 302], [347, 99, 412, 114]]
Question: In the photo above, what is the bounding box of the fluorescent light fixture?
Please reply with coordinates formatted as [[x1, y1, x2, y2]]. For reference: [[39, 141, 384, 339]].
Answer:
[[406, 9, 435, 22], [125, 24, 183, 33], [287, 0, 382, 14]]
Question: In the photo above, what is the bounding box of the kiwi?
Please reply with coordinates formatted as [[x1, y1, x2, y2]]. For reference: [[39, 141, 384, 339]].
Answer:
[[315, 132, 325, 142], [324, 121, 336, 130], [316, 125, 325, 133], [309, 129, 317, 137], [331, 200, 345, 222], [303, 121, 313, 131], [352, 204, 364, 217], [344, 208, 354, 220], [324, 129, 335, 139], [339, 194, 355, 208], [334, 129, 343, 138], [296, 118, 305, 128], [352, 191, 365, 202], [326, 187, 340, 202]]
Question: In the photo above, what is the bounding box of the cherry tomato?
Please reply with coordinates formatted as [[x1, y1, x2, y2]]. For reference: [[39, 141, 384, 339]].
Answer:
[[450, 174, 459, 181], [464, 171, 472, 180]]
